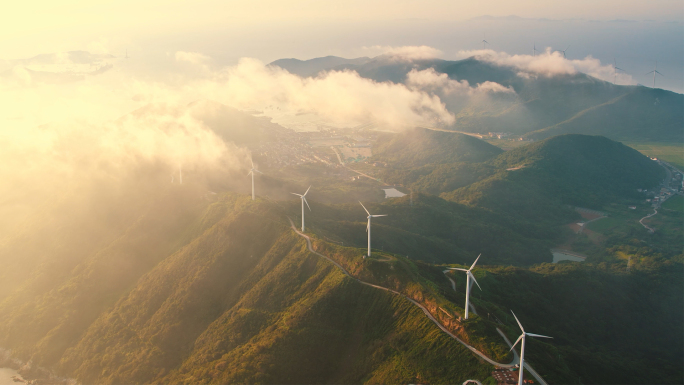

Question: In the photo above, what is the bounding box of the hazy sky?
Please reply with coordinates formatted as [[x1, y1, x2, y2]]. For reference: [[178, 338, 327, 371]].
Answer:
[[2, 0, 682, 56]]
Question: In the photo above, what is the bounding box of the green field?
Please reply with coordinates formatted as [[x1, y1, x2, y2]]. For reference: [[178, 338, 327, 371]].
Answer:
[[623, 142, 684, 171], [586, 217, 622, 232], [661, 194, 684, 213]]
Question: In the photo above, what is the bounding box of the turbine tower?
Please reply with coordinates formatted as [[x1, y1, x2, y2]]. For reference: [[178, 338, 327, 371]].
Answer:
[[510, 310, 553, 385], [446, 254, 482, 319], [179, 165, 182, 185], [359, 202, 387, 258], [291, 186, 311, 232], [533, 42, 538, 57], [646, 61, 664, 88], [613, 58, 625, 84], [247, 159, 263, 200]]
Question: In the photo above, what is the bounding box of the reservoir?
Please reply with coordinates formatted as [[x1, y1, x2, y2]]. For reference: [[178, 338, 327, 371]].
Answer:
[[552, 250, 586, 263], [383, 188, 406, 198]]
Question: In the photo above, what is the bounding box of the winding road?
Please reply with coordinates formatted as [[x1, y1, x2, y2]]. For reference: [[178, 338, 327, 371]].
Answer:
[[330, 146, 384, 183], [639, 208, 658, 233], [288, 218, 520, 369]]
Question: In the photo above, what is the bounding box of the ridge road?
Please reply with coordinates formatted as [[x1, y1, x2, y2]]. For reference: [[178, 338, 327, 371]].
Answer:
[[288, 218, 529, 372], [443, 270, 548, 385]]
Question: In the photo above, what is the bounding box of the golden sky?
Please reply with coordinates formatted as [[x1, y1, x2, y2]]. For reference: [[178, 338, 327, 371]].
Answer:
[[3, 0, 681, 49]]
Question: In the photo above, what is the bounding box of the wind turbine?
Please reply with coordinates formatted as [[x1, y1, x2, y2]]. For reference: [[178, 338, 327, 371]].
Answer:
[[510, 310, 553, 385], [560, 45, 570, 58], [533, 42, 538, 57], [613, 58, 625, 84], [359, 202, 387, 258], [646, 61, 664, 88], [446, 254, 482, 319], [291, 186, 311, 232], [247, 159, 263, 200], [482, 34, 489, 50]]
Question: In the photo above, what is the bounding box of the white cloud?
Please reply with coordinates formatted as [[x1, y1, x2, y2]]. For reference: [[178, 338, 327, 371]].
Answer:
[[207, 58, 455, 129], [175, 51, 211, 67], [457, 48, 636, 85], [406, 68, 515, 95]]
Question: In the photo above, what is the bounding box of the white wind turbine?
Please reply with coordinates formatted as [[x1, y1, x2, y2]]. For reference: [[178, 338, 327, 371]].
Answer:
[[510, 310, 553, 385], [359, 202, 387, 258], [446, 254, 482, 319], [646, 61, 664, 88], [613, 58, 625, 84], [481, 34, 489, 50], [560, 45, 570, 58], [291, 186, 311, 232], [247, 159, 263, 200]]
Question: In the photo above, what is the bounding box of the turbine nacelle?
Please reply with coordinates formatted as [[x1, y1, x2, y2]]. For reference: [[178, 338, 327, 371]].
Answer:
[[291, 185, 312, 210], [447, 254, 482, 291], [560, 45, 570, 58], [509, 310, 553, 351]]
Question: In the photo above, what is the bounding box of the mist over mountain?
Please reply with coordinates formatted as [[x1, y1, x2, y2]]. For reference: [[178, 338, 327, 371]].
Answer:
[[271, 54, 683, 142]]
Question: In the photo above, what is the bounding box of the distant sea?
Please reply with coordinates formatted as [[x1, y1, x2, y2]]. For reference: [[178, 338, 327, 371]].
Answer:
[[0, 367, 23, 385]]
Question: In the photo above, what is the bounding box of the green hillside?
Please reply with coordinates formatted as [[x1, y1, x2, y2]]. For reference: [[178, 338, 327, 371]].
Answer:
[[0, 193, 505, 384], [372, 128, 503, 168], [523, 87, 684, 142], [462, 258, 683, 385], [297, 194, 558, 266], [443, 135, 665, 217], [0, 188, 681, 384]]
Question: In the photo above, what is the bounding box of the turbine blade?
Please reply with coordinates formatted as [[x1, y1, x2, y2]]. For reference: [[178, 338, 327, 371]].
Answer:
[[448, 268, 469, 271], [511, 310, 524, 333], [655, 70, 664, 76], [526, 333, 553, 339], [469, 253, 481, 270], [303, 197, 311, 211], [291, 193, 303, 197], [255, 169, 263, 174], [359, 201, 370, 215], [372, 214, 387, 217], [248, 171, 252, 176], [469, 272, 482, 291], [251, 158, 254, 168], [303, 185, 312, 196], [510, 334, 523, 351]]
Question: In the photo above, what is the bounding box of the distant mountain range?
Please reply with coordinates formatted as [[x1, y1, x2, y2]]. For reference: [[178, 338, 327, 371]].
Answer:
[[270, 55, 683, 143], [269, 56, 371, 78]]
